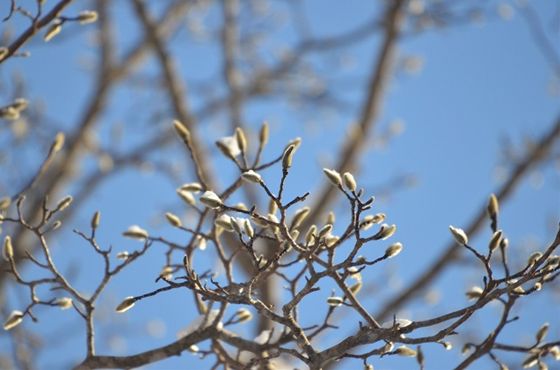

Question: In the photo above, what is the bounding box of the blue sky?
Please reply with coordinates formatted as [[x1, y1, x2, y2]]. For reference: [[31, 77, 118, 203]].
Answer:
[[1, 0, 559, 369]]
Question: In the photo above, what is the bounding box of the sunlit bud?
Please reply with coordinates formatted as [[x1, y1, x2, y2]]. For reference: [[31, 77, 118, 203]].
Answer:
[[123, 225, 149, 240], [259, 121, 269, 147], [546, 255, 560, 271], [291, 207, 310, 230], [323, 168, 342, 187], [257, 255, 268, 269], [466, 286, 484, 300], [395, 346, 417, 357], [0, 47, 8, 60], [290, 229, 300, 241], [160, 266, 173, 280], [188, 345, 199, 353], [55, 297, 73, 309], [522, 354, 539, 368], [349, 281, 362, 295], [3, 236, 14, 261], [165, 212, 182, 228], [462, 344, 473, 355], [487, 193, 499, 218], [507, 279, 525, 294], [215, 214, 234, 232], [51, 132, 65, 153], [449, 225, 468, 245], [0, 106, 19, 120], [538, 362, 548, 370], [177, 189, 196, 206], [527, 252, 542, 267], [385, 242, 403, 258], [235, 127, 247, 153], [234, 308, 252, 323], [77, 10, 98, 24], [489, 230, 503, 251], [91, 211, 100, 229], [536, 323, 549, 343], [173, 120, 191, 143], [179, 182, 202, 193], [217, 136, 240, 159], [549, 346, 560, 360], [243, 219, 254, 238], [0, 197, 11, 211], [200, 191, 222, 208], [3, 310, 23, 330], [377, 223, 397, 240], [500, 237, 509, 249], [251, 214, 269, 227], [51, 220, 62, 230], [115, 296, 136, 313], [318, 224, 333, 238], [289, 137, 302, 149], [359, 213, 384, 230], [268, 199, 277, 215], [325, 235, 339, 248], [348, 267, 362, 282], [44, 22, 62, 42], [268, 213, 279, 224], [55, 195, 73, 212], [534, 282, 542, 291], [382, 342, 394, 354], [195, 235, 207, 250], [364, 364, 373, 370], [305, 225, 317, 245], [241, 170, 262, 183], [441, 341, 453, 350], [230, 217, 243, 234], [234, 202, 248, 211], [326, 211, 335, 225], [343, 172, 357, 192], [327, 296, 343, 307], [282, 144, 296, 169], [116, 251, 129, 260]]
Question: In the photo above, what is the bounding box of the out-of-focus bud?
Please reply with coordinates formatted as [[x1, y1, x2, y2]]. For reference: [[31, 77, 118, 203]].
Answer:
[[291, 207, 310, 230], [466, 286, 484, 300], [395, 346, 417, 357], [3, 236, 14, 261], [259, 121, 269, 147], [77, 10, 98, 24], [235, 127, 247, 153]]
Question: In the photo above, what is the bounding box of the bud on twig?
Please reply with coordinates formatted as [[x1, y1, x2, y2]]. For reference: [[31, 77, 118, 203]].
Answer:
[[449, 225, 468, 245], [91, 211, 101, 229], [3, 236, 13, 261], [115, 297, 136, 313], [3, 310, 23, 330], [235, 127, 247, 153], [123, 225, 149, 240], [165, 212, 182, 228], [282, 144, 296, 170], [323, 168, 342, 187], [343, 172, 357, 192], [200, 191, 222, 209]]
